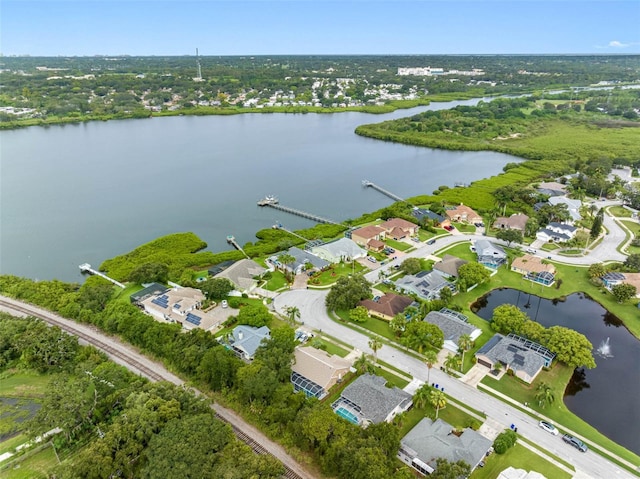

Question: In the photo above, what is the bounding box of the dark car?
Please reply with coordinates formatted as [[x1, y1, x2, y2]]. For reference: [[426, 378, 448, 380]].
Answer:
[[427, 239, 436, 245], [562, 434, 588, 452]]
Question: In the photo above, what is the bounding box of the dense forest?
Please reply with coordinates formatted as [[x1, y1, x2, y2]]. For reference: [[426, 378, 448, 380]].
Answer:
[[1, 54, 638, 127]]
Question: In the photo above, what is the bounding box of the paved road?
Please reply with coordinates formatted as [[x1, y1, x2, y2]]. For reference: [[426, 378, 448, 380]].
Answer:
[[274, 289, 638, 479], [362, 200, 626, 285]]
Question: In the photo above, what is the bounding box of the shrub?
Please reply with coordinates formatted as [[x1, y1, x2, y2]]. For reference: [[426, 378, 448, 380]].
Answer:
[[493, 430, 518, 454]]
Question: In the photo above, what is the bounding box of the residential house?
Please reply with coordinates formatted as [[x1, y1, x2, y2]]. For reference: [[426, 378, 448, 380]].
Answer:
[[549, 196, 582, 223], [536, 181, 567, 197], [536, 222, 577, 243], [511, 255, 556, 286], [379, 217, 419, 240], [395, 270, 456, 301], [207, 260, 236, 276], [130, 282, 168, 304], [412, 208, 450, 228], [269, 247, 329, 275], [358, 293, 415, 321], [309, 237, 367, 263], [213, 258, 267, 294], [332, 373, 412, 426], [472, 240, 506, 269], [493, 213, 529, 231], [350, 225, 387, 251], [445, 204, 482, 224], [423, 310, 482, 353], [601, 272, 640, 296], [398, 418, 492, 476], [475, 333, 555, 384], [225, 325, 271, 361], [433, 254, 468, 279], [291, 346, 352, 399], [141, 287, 219, 330]]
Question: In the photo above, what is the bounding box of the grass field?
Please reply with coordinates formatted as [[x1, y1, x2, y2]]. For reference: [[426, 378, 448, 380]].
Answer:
[[0, 444, 59, 479], [469, 443, 572, 479], [398, 400, 481, 438], [609, 206, 633, 218]]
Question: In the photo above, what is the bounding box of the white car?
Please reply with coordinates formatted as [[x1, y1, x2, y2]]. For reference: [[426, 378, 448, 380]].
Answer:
[[221, 300, 228, 308], [538, 420, 558, 435]]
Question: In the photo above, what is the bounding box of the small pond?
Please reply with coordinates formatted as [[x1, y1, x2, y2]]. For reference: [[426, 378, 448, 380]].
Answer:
[[472, 288, 640, 455]]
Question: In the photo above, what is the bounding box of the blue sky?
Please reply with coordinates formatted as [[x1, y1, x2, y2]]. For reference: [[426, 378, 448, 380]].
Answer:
[[2, 0, 639, 56]]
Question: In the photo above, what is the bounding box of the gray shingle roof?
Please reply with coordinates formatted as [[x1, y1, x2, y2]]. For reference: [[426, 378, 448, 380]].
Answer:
[[423, 311, 477, 345], [395, 270, 455, 300], [230, 325, 271, 359], [339, 374, 412, 424], [475, 334, 545, 378], [401, 418, 492, 470]]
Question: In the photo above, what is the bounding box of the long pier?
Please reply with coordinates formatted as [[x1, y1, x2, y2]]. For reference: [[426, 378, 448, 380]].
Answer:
[[257, 197, 341, 226], [79, 263, 125, 288], [272, 222, 309, 242], [362, 180, 405, 203], [226, 236, 250, 258]]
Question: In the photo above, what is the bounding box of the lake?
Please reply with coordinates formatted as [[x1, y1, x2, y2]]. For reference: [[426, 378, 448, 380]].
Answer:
[[472, 288, 640, 454], [0, 98, 520, 282]]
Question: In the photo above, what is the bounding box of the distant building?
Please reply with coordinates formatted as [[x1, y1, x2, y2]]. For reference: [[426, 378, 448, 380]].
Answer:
[[497, 467, 547, 479], [536, 182, 567, 197], [398, 418, 492, 476], [412, 208, 449, 228], [332, 374, 412, 426], [269, 247, 329, 275]]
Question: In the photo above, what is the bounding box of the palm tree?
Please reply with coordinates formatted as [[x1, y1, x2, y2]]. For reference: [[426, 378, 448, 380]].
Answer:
[[404, 305, 420, 320], [353, 352, 374, 375], [413, 384, 432, 409], [368, 338, 382, 364], [535, 382, 555, 408], [424, 350, 438, 384], [278, 253, 296, 280], [444, 354, 461, 374], [429, 389, 447, 419], [457, 334, 473, 371], [284, 305, 301, 326], [389, 313, 406, 337]]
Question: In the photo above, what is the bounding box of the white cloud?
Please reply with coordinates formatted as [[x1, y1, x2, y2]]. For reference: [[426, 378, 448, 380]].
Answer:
[[608, 40, 629, 48]]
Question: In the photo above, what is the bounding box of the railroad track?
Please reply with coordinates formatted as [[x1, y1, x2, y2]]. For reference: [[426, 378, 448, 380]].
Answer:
[[0, 298, 307, 479]]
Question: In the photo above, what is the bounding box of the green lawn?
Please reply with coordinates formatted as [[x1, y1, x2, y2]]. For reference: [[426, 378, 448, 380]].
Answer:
[[399, 400, 482, 438], [0, 372, 50, 398], [540, 243, 560, 251], [0, 434, 28, 456], [609, 205, 633, 218], [112, 282, 143, 303], [470, 443, 571, 479], [261, 270, 289, 291], [310, 340, 351, 358], [435, 241, 476, 262], [480, 365, 640, 468], [308, 261, 366, 287], [452, 222, 476, 233], [385, 239, 412, 252], [1, 444, 59, 479]]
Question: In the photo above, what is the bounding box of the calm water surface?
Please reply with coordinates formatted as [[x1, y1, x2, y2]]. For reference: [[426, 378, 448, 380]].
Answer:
[[473, 288, 640, 454], [1, 99, 519, 282]]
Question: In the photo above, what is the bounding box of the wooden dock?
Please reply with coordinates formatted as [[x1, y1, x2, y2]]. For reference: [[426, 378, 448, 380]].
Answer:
[[79, 263, 125, 288], [362, 180, 405, 203], [226, 236, 249, 258], [258, 197, 341, 226]]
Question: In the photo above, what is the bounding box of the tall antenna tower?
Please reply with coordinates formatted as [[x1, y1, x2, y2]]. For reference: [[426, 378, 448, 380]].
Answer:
[[195, 48, 203, 81]]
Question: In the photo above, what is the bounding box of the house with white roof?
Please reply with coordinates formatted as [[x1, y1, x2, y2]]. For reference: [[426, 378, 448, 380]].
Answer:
[[269, 246, 329, 275], [471, 240, 506, 269], [536, 222, 577, 243], [213, 258, 267, 294], [309, 237, 367, 263], [548, 196, 582, 223]]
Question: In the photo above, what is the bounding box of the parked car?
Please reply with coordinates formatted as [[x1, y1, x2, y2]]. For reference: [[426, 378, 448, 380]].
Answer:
[[386, 247, 395, 254], [382, 279, 393, 285], [444, 225, 454, 231], [221, 300, 228, 308], [367, 256, 377, 263], [562, 434, 588, 452], [526, 248, 537, 254], [411, 237, 420, 242], [427, 239, 436, 245], [373, 295, 381, 302], [538, 420, 558, 435]]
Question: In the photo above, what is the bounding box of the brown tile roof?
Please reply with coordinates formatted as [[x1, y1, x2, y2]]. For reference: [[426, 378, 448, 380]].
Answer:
[[511, 255, 555, 274], [445, 204, 481, 221], [380, 217, 418, 231], [622, 273, 640, 293], [367, 238, 386, 249], [493, 213, 529, 231], [292, 347, 352, 390], [359, 293, 414, 318], [353, 225, 385, 239]]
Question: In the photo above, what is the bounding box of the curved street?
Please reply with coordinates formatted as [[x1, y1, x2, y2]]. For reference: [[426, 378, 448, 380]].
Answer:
[[273, 289, 637, 479]]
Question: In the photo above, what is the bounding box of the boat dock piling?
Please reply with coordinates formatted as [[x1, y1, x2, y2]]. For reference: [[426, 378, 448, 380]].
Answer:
[[257, 197, 341, 226]]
